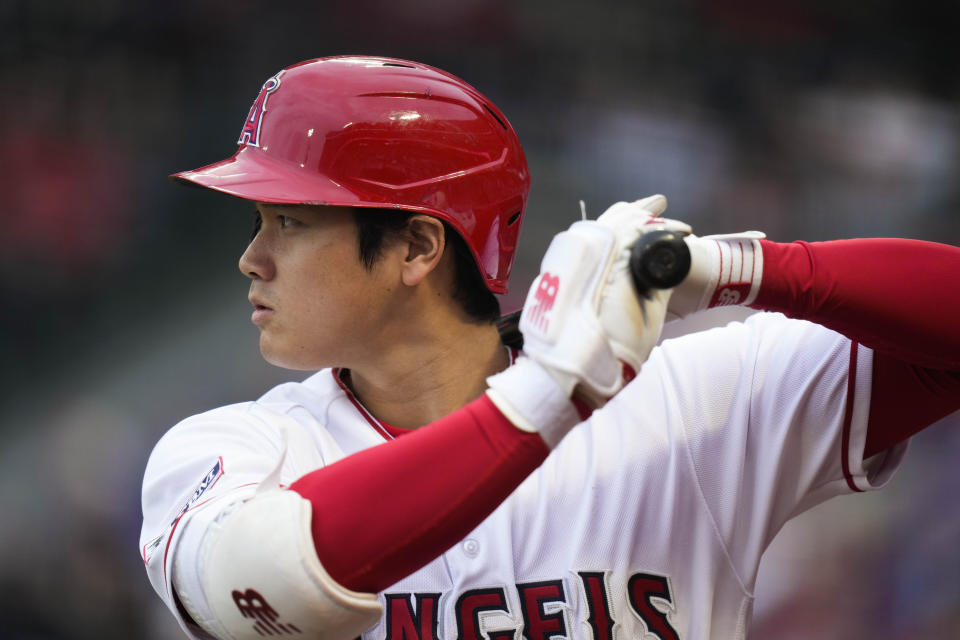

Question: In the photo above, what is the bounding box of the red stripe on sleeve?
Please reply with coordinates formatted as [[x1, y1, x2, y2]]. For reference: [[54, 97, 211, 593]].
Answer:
[[840, 342, 863, 493]]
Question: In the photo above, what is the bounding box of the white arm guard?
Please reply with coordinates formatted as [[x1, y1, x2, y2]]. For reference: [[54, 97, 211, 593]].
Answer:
[[174, 491, 382, 640]]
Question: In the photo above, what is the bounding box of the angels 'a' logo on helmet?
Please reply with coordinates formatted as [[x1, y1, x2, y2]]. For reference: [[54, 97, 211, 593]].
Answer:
[[238, 72, 283, 147]]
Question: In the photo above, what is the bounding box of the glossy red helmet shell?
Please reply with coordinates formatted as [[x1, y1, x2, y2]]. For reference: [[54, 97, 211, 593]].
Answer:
[[172, 56, 530, 294]]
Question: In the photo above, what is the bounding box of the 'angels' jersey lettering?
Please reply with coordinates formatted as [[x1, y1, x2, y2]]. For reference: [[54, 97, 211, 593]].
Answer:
[[455, 588, 511, 640], [627, 574, 679, 640], [141, 314, 908, 639], [517, 580, 567, 640], [385, 593, 441, 640], [385, 571, 677, 640], [578, 573, 615, 640]]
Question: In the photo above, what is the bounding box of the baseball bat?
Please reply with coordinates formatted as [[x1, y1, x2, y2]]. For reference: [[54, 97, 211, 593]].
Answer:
[[628, 230, 691, 297], [497, 231, 692, 348]]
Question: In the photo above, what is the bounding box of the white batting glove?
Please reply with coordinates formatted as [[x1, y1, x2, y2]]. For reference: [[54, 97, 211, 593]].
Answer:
[[667, 230, 767, 321], [519, 195, 680, 408]]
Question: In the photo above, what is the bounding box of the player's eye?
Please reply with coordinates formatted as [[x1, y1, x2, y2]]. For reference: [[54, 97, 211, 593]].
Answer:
[[278, 214, 304, 230]]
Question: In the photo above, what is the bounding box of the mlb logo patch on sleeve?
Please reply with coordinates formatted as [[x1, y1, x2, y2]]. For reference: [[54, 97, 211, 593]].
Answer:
[[143, 457, 225, 565], [181, 457, 225, 514]]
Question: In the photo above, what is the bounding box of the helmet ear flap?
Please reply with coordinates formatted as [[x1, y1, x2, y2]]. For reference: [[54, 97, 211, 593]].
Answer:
[[171, 56, 529, 294]]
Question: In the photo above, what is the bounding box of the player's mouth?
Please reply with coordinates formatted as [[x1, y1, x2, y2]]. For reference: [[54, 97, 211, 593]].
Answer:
[[249, 296, 274, 325]]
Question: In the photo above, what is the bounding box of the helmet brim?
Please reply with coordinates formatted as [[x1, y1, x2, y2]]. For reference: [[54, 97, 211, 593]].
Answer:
[[170, 145, 385, 206]]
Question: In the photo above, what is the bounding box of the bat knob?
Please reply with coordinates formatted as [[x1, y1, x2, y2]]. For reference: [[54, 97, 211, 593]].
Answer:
[[629, 230, 691, 296]]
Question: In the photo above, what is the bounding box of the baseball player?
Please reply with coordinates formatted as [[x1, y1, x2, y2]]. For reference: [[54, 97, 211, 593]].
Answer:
[[140, 56, 960, 640]]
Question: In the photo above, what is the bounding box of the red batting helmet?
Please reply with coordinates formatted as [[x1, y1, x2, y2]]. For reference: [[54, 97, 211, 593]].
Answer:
[[172, 56, 530, 294]]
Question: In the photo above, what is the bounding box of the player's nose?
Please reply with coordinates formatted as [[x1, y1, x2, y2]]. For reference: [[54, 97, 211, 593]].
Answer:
[[239, 235, 275, 281]]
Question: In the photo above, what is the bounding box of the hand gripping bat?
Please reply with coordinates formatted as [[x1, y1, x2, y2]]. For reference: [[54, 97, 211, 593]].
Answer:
[[497, 230, 691, 349]]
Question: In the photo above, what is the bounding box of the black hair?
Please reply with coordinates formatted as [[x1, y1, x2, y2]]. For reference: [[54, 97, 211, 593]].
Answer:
[[352, 208, 501, 323]]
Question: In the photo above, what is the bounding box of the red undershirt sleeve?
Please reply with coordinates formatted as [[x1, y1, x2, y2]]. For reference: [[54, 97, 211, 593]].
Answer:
[[750, 239, 960, 459], [290, 394, 549, 594]]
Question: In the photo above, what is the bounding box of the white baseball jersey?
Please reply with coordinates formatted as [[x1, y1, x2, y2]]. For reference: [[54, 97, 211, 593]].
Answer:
[[140, 312, 907, 640]]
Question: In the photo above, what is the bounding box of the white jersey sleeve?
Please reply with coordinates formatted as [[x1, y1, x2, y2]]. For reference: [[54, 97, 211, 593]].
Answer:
[[643, 312, 907, 590], [139, 388, 350, 639]]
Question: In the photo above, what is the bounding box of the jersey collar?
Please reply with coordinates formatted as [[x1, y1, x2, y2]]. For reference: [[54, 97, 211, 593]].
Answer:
[[332, 347, 519, 441]]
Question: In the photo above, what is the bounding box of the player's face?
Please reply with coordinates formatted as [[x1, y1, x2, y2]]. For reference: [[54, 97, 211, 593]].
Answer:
[[239, 204, 398, 370]]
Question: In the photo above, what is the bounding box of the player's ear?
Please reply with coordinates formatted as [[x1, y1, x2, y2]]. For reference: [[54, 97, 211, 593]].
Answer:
[[399, 215, 446, 287]]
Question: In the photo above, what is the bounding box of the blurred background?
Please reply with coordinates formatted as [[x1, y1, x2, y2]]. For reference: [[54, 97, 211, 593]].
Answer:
[[1, 0, 958, 637]]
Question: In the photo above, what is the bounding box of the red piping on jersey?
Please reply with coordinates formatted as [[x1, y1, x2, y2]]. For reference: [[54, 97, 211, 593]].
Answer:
[[839, 342, 863, 493], [332, 368, 395, 441], [331, 349, 519, 441]]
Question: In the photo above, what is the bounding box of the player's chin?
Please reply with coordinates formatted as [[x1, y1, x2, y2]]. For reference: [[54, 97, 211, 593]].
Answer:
[[259, 335, 329, 371]]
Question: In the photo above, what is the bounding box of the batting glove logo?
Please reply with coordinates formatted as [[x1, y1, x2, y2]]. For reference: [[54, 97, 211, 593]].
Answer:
[[238, 71, 283, 147], [710, 284, 749, 307], [528, 273, 560, 333]]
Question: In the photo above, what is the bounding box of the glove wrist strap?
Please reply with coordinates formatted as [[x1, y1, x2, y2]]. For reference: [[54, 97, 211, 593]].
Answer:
[[486, 357, 582, 449], [670, 233, 764, 319]]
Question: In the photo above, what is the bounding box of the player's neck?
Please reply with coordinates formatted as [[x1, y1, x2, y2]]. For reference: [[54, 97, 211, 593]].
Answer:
[[345, 317, 509, 429]]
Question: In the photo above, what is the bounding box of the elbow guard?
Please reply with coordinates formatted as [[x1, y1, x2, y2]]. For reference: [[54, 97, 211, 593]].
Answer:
[[175, 490, 382, 640]]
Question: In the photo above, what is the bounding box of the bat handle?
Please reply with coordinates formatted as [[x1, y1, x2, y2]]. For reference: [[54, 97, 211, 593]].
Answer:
[[629, 230, 691, 297]]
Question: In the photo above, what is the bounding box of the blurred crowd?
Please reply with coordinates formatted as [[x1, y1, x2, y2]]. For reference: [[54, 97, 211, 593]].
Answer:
[[1, 1, 957, 638]]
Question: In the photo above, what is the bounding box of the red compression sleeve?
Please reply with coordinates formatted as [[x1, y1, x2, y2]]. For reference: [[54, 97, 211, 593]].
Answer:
[[751, 239, 960, 457], [289, 394, 549, 594], [752, 239, 960, 369]]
